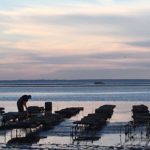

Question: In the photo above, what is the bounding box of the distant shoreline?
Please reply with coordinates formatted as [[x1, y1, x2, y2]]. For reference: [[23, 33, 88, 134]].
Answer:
[[1, 79, 150, 81]]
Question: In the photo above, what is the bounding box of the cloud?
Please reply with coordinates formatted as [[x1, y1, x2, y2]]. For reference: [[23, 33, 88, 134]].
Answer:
[[1, 49, 150, 68], [1, 2, 150, 43], [1, 1, 150, 79], [48, 68, 150, 79], [90, 51, 150, 59], [1, 49, 150, 79], [30, 13, 150, 38], [126, 41, 150, 47]]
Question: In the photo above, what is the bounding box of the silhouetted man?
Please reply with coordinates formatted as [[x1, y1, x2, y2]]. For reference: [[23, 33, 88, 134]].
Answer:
[[17, 95, 31, 112]]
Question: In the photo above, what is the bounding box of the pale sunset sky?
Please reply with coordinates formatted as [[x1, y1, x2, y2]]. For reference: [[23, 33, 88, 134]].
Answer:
[[0, 0, 150, 79]]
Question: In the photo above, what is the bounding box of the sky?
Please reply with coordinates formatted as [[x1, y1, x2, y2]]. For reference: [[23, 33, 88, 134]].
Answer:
[[0, 0, 150, 79]]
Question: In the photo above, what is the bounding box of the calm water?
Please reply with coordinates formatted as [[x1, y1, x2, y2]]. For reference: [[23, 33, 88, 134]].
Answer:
[[1, 80, 150, 149], [0, 79, 150, 101]]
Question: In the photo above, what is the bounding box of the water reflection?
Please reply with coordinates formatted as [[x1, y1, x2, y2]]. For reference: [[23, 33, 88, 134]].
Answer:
[[1, 101, 150, 149], [7, 132, 40, 146]]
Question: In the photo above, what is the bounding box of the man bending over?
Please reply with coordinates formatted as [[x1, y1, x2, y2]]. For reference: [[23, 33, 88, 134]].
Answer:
[[17, 95, 31, 112]]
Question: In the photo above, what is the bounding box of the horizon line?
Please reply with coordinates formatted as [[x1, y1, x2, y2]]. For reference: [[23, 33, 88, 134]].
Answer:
[[1, 78, 150, 81]]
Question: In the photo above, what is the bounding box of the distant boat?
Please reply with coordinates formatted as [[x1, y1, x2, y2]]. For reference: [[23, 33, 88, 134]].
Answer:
[[94, 81, 104, 85]]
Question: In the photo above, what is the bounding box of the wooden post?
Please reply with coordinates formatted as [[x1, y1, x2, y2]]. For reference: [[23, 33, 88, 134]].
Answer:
[[45, 102, 52, 115]]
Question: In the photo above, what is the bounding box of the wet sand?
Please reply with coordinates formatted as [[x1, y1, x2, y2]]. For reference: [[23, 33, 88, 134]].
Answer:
[[1, 101, 150, 149]]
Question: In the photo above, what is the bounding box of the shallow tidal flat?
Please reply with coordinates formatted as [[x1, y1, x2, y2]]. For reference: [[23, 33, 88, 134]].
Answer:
[[1, 101, 150, 149]]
